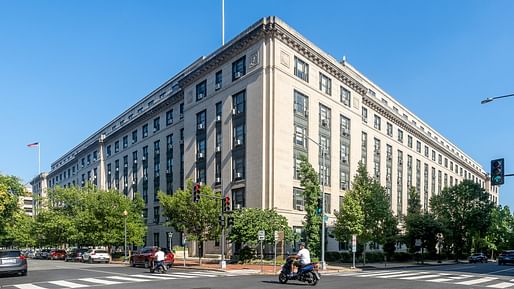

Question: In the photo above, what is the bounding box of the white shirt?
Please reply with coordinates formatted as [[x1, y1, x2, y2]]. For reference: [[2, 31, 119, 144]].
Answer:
[[155, 250, 165, 261], [297, 248, 311, 265]]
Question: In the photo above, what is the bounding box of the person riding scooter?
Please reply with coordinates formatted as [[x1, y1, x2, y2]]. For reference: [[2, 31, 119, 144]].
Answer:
[[152, 247, 166, 273], [290, 242, 311, 275]]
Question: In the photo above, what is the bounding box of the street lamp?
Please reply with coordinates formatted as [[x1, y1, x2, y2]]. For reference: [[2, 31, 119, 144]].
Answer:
[[123, 210, 128, 263], [480, 93, 514, 104]]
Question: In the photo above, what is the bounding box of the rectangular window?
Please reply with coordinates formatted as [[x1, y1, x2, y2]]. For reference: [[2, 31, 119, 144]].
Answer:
[[294, 90, 308, 117], [166, 109, 173, 125], [216, 102, 222, 122], [293, 188, 305, 210], [319, 104, 331, 128], [324, 193, 331, 213], [340, 115, 350, 137], [397, 129, 403, 143], [132, 130, 138, 144], [106, 145, 111, 157], [179, 103, 184, 119], [123, 135, 128, 149], [115, 141, 120, 153], [234, 124, 245, 147], [387, 122, 393, 136], [416, 141, 421, 153], [432, 150, 436, 161], [424, 145, 429, 157], [295, 125, 307, 149], [374, 115, 381, 130], [319, 73, 332, 95], [340, 87, 350, 106], [142, 124, 148, 138], [232, 188, 245, 209], [294, 56, 309, 82], [232, 56, 246, 80], [362, 107, 368, 123], [233, 157, 245, 180], [196, 80, 207, 101], [153, 207, 160, 224], [233, 90, 246, 115], [197, 110, 206, 131], [153, 117, 160, 132], [215, 70, 222, 90], [361, 132, 368, 165], [407, 135, 413, 148]]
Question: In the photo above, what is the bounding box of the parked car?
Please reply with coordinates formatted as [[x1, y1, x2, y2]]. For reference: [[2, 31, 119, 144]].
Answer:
[[65, 248, 89, 262], [0, 249, 28, 276], [129, 247, 174, 268], [468, 253, 487, 263], [498, 250, 514, 265], [40, 249, 51, 260], [25, 250, 35, 259], [82, 249, 111, 264], [50, 249, 67, 260]]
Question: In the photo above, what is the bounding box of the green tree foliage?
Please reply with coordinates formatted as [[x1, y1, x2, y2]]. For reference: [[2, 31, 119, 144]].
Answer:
[[228, 208, 294, 245], [333, 191, 364, 243], [484, 205, 514, 258], [159, 180, 220, 261], [430, 180, 494, 260], [298, 154, 322, 257], [403, 187, 444, 255], [35, 185, 146, 248], [0, 174, 30, 246], [2, 210, 36, 247]]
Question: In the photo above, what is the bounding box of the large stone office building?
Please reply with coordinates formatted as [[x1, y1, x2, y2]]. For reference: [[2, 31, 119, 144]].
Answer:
[[44, 17, 499, 251]]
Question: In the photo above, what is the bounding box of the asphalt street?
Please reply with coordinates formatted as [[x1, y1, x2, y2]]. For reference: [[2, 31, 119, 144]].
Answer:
[[2, 259, 514, 289]]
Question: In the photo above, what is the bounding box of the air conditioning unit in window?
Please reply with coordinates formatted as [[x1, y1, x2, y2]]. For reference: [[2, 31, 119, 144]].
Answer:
[[297, 205, 304, 211], [235, 139, 242, 146], [235, 71, 242, 79], [142, 156, 146, 161], [198, 92, 205, 99], [235, 172, 242, 179], [232, 108, 238, 115], [342, 128, 350, 136], [399, 160, 403, 165], [198, 123, 205, 130], [134, 159, 138, 164], [216, 145, 221, 152], [321, 119, 328, 127], [168, 144, 173, 149], [304, 110, 309, 117], [155, 149, 160, 154], [124, 163, 128, 168], [197, 152, 205, 159], [375, 151, 380, 155], [108, 171, 111, 175], [215, 83, 221, 90], [179, 140, 184, 144], [116, 167, 119, 171], [216, 114, 221, 122], [342, 157, 348, 163], [341, 184, 348, 190], [215, 177, 221, 183]]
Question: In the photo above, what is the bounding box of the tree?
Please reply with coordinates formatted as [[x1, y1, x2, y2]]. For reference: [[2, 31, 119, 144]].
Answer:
[[298, 154, 322, 257], [0, 175, 25, 239], [2, 210, 36, 247], [333, 191, 364, 245], [484, 205, 514, 258], [430, 180, 494, 260], [159, 180, 220, 263]]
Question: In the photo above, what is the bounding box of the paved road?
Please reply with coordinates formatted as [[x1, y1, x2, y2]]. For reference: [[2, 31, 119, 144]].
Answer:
[[3, 259, 514, 289]]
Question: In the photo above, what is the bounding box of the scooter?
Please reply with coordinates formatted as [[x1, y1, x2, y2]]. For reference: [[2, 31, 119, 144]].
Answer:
[[278, 256, 320, 286], [149, 259, 168, 274]]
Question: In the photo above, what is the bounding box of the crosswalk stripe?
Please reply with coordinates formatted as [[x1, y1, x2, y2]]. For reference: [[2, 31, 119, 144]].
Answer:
[[427, 278, 453, 282], [168, 272, 206, 278], [48, 280, 89, 288], [400, 274, 441, 280], [131, 274, 178, 280], [449, 275, 473, 280], [105, 276, 151, 282], [13, 284, 48, 289], [377, 272, 427, 278], [172, 272, 218, 277], [79, 277, 123, 285], [487, 282, 514, 288], [457, 277, 498, 285], [358, 271, 408, 277]]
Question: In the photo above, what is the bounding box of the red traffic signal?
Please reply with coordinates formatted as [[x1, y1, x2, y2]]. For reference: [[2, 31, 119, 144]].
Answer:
[[224, 196, 231, 212], [192, 183, 201, 202], [491, 158, 505, 186]]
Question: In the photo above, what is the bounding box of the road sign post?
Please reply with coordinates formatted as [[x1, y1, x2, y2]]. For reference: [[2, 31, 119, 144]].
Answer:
[[351, 234, 357, 269], [274, 231, 279, 274], [258, 230, 265, 273]]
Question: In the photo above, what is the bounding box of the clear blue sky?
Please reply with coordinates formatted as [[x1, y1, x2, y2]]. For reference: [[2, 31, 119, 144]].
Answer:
[[1, 0, 513, 207]]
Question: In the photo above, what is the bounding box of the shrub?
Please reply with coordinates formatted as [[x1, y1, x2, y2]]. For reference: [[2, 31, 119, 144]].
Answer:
[[237, 246, 256, 264]]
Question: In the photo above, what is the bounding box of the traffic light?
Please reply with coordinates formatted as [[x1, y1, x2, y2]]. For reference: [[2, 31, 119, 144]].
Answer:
[[316, 198, 322, 215], [219, 215, 225, 227], [192, 183, 201, 202], [224, 196, 231, 212], [491, 158, 505, 186], [227, 216, 234, 227]]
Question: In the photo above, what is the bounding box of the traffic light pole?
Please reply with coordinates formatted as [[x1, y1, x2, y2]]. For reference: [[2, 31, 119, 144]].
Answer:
[[321, 147, 326, 271]]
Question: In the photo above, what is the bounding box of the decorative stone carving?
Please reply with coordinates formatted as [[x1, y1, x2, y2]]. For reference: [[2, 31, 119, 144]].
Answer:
[[248, 50, 260, 69], [353, 97, 360, 109], [280, 50, 290, 68]]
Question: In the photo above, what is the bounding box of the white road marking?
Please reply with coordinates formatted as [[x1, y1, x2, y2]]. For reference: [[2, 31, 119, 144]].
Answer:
[[487, 282, 514, 288], [131, 274, 178, 279], [48, 280, 89, 288], [357, 271, 408, 277], [400, 274, 441, 280], [377, 272, 428, 278], [457, 277, 498, 285], [172, 271, 218, 277], [489, 267, 514, 274], [448, 275, 473, 280], [105, 275, 151, 282], [427, 278, 453, 282], [79, 277, 123, 285], [13, 284, 48, 289]]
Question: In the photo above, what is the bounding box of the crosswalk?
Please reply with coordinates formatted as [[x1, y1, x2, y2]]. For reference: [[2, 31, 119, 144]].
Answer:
[[5, 270, 242, 289], [324, 270, 514, 288]]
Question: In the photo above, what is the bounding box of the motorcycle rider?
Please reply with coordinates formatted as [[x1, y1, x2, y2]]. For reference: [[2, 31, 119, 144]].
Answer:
[[291, 242, 311, 275], [152, 247, 166, 272]]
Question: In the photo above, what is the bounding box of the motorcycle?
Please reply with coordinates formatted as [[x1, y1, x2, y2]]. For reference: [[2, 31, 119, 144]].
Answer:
[[278, 256, 320, 286], [149, 259, 168, 274]]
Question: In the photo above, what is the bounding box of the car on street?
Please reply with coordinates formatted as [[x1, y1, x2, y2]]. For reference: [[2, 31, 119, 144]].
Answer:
[[50, 249, 67, 260], [39, 249, 51, 260], [498, 250, 514, 265], [468, 253, 487, 263], [65, 248, 89, 262], [0, 249, 28, 276], [82, 249, 111, 264], [129, 247, 174, 268]]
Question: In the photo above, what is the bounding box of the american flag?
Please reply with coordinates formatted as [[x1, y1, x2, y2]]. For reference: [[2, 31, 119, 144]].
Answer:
[[27, 142, 39, 148]]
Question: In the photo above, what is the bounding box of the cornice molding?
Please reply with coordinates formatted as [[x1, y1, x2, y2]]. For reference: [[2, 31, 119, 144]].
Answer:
[[362, 96, 483, 177]]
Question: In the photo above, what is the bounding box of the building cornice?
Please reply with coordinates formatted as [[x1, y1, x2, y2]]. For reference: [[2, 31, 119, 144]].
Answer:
[[362, 95, 484, 177]]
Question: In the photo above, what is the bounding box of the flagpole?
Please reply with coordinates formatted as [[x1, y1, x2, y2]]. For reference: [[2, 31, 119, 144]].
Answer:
[[38, 143, 41, 174], [222, 0, 225, 45]]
